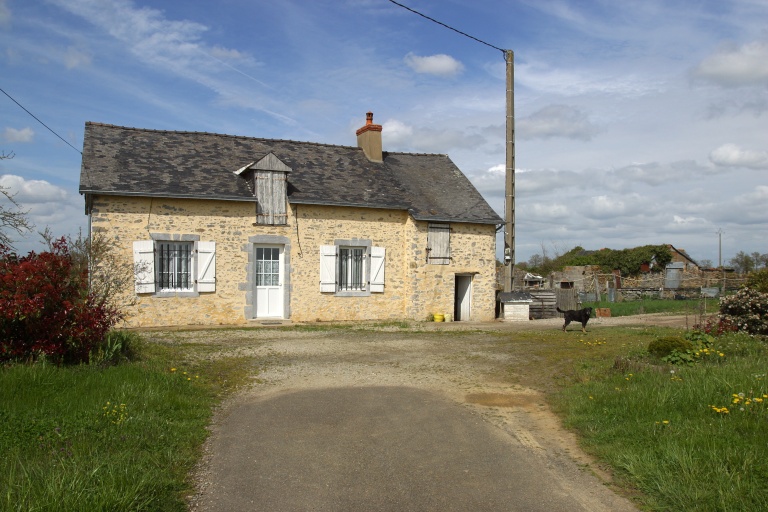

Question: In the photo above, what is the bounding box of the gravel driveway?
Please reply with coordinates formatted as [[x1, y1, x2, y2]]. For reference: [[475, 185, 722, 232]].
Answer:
[[146, 314, 689, 510]]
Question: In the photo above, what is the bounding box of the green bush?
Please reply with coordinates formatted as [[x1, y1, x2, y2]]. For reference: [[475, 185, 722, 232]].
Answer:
[[648, 336, 694, 358], [89, 330, 143, 366], [744, 268, 768, 293]]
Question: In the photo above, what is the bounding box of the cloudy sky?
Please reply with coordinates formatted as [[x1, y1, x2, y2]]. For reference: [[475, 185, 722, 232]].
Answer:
[[1, 0, 766, 265]]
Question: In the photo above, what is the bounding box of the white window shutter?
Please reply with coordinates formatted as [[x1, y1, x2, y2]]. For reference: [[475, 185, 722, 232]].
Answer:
[[133, 240, 155, 294], [319, 245, 337, 292], [195, 241, 216, 292], [370, 246, 385, 293]]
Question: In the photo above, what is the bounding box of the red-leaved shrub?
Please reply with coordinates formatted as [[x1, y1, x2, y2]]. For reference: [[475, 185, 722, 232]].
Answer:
[[0, 238, 122, 364]]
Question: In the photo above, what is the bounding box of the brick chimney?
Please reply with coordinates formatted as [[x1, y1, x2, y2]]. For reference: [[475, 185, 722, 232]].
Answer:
[[356, 112, 383, 162]]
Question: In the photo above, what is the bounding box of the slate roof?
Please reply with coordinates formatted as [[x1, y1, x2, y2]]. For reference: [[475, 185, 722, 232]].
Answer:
[[79, 122, 503, 225]]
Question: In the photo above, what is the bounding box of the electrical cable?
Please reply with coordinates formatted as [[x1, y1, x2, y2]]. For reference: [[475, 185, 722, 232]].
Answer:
[[0, 86, 82, 155], [387, 0, 506, 55]]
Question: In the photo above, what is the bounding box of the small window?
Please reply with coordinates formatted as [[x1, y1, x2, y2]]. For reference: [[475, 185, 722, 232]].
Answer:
[[133, 240, 216, 295], [255, 247, 280, 286], [338, 247, 365, 291], [319, 243, 385, 295], [157, 242, 193, 291]]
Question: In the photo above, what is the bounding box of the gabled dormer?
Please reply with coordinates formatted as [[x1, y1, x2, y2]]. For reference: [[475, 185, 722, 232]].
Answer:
[[235, 153, 291, 225]]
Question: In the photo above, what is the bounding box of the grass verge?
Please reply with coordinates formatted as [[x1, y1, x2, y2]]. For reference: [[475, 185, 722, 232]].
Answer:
[[582, 298, 719, 317], [0, 331, 255, 511], [551, 331, 768, 511]]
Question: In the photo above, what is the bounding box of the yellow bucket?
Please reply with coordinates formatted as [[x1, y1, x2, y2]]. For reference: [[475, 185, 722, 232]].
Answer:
[[433, 314, 445, 322]]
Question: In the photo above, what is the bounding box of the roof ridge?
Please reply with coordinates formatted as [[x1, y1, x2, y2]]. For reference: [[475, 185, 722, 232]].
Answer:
[[84, 121, 361, 151], [85, 122, 451, 157], [384, 150, 449, 157]]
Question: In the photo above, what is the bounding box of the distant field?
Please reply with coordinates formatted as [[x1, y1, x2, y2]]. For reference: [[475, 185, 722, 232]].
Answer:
[[583, 298, 721, 317]]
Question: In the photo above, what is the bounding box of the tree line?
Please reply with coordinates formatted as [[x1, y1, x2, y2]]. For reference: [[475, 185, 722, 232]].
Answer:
[[518, 243, 767, 276]]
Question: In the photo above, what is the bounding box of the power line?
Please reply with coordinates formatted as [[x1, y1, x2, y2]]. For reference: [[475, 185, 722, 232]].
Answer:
[[387, 0, 506, 55], [0, 86, 82, 155]]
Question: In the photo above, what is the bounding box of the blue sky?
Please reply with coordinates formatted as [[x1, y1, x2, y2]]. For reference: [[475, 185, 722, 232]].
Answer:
[[1, 0, 767, 265]]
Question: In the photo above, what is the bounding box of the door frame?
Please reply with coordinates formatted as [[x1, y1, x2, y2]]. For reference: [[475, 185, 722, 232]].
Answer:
[[254, 244, 285, 318], [245, 235, 291, 320], [454, 274, 473, 321]]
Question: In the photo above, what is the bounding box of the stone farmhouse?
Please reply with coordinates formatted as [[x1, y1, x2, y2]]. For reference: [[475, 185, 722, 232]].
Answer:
[[79, 113, 503, 327]]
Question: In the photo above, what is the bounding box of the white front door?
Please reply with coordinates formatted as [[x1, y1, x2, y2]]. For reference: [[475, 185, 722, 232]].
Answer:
[[255, 245, 284, 318]]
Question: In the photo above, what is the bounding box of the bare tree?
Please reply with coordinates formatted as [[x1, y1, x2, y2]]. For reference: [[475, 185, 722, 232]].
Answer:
[[0, 151, 33, 250], [41, 228, 143, 315]]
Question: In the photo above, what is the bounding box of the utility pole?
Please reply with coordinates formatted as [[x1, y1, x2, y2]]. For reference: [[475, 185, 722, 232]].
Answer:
[[504, 49, 515, 292], [717, 228, 724, 292], [384, 1, 516, 291]]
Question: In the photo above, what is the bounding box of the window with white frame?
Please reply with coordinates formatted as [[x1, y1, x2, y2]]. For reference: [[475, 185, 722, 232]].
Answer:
[[133, 239, 216, 295], [320, 242, 385, 295]]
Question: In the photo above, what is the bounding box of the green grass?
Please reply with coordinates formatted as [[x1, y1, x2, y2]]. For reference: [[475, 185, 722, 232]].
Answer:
[[5, 320, 768, 512], [0, 334, 255, 512], [551, 331, 768, 511], [583, 298, 717, 317]]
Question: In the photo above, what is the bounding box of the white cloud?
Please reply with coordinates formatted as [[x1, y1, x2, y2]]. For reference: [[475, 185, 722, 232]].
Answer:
[[209, 45, 249, 61], [692, 41, 768, 87], [0, 0, 9, 29], [2, 127, 34, 143], [404, 52, 464, 77], [736, 185, 768, 207], [48, 0, 268, 108], [381, 119, 413, 147], [487, 164, 505, 176], [0, 175, 84, 253], [525, 202, 570, 220], [709, 143, 768, 169], [0, 175, 69, 203], [516, 169, 581, 196], [63, 45, 92, 69], [516, 62, 664, 97], [518, 104, 598, 141], [409, 128, 484, 153]]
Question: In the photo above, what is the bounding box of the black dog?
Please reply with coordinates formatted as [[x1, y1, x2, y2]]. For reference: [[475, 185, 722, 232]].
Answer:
[[556, 307, 593, 333]]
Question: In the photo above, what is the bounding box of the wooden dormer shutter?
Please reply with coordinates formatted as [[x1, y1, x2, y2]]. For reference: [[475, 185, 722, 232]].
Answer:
[[240, 152, 289, 226], [255, 171, 288, 225], [427, 223, 451, 264]]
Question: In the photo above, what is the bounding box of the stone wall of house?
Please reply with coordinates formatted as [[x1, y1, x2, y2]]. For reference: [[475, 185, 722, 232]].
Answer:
[[90, 195, 265, 327], [90, 195, 498, 327], [404, 218, 498, 321], [287, 204, 409, 322]]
